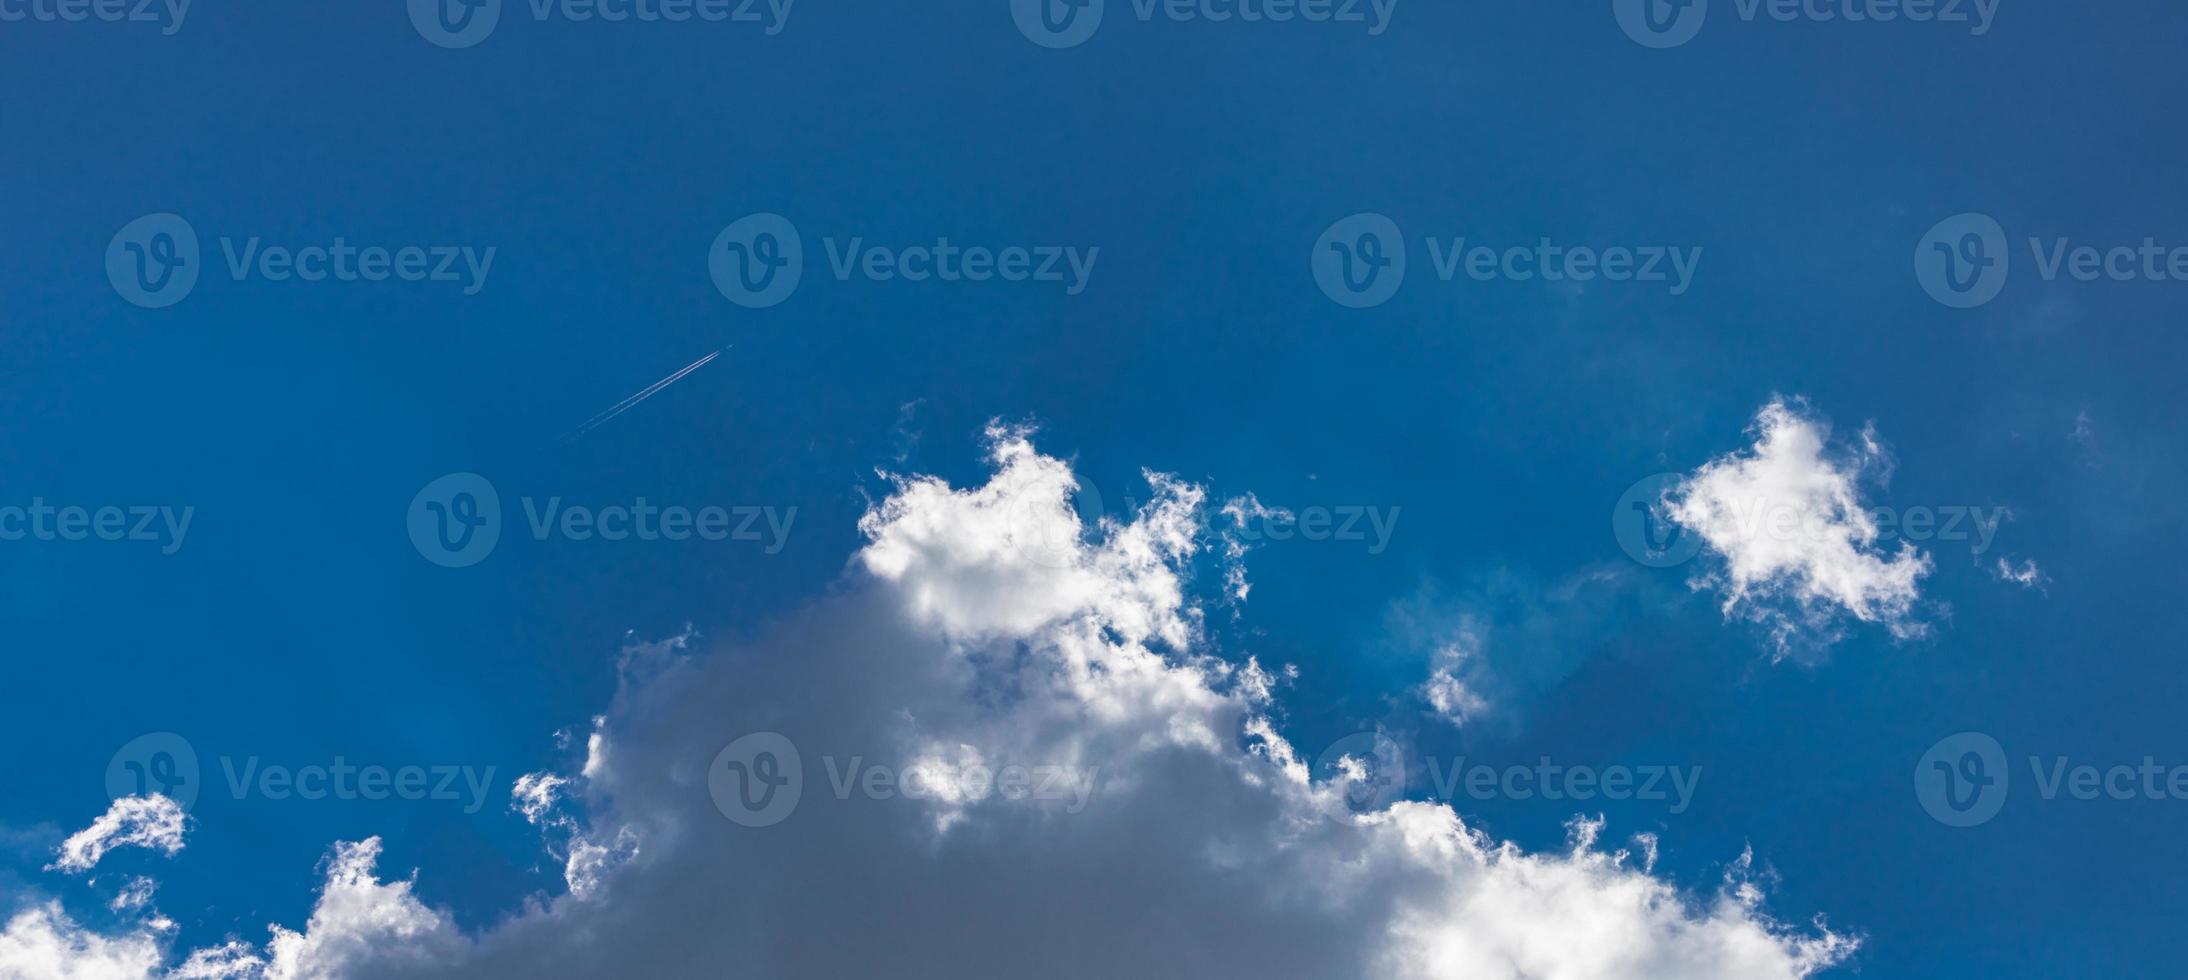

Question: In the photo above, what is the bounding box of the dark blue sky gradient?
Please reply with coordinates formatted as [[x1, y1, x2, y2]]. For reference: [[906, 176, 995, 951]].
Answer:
[[4, 2, 2185, 975]]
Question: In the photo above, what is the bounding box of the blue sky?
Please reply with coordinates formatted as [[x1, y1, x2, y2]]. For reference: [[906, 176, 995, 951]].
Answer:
[[3, 2, 2186, 977]]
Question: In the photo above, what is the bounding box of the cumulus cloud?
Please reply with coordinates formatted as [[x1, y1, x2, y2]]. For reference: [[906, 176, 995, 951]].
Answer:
[[47, 796, 187, 874], [18, 425, 1855, 979], [510, 769, 637, 899], [1667, 399, 1932, 654], [6, 835, 468, 979], [253, 838, 467, 979], [0, 902, 166, 979]]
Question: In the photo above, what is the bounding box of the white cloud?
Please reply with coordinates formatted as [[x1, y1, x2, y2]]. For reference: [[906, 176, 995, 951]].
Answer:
[[856, 422, 1201, 649], [166, 941, 266, 979], [1667, 399, 1932, 654], [0, 902, 165, 980], [48, 796, 187, 874], [1371, 819, 1854, 980], [254, 838, 466, 979], [510, 770, 637, 899], [108, 878, 158, 915], [1219, 493, 1290, 602], [509, 772, 567, 826], [1420, 624, 1490, 728], [22, 425, 1855, 979], [5, 836, 464, 980], [1993, 558, 2047, 590]]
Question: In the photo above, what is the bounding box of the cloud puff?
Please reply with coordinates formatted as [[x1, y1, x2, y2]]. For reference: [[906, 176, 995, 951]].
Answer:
[[1667, 400, 1932, 654], [252, 838, 467, 979], [1992, 558, 2047, 590], [108, 879, 157, 915], [47, 795, 188, 874], [0, 902, 166, 980], [5, 836, 464, 980], [16, 426, 1855, 979], [1419, 623, 1491, 729], [510, 768, 638, 900]]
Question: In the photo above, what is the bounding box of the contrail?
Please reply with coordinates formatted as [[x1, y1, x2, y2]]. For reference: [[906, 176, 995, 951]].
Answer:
[[569, 346, 727, 439]]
